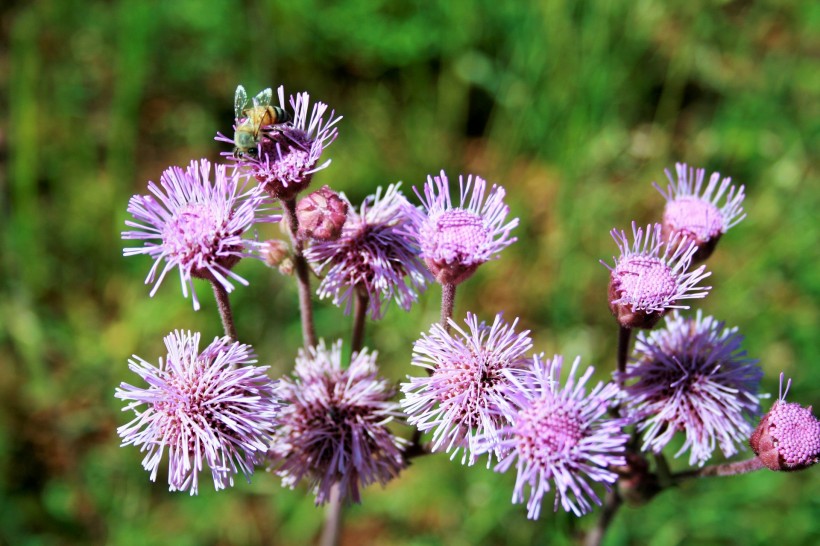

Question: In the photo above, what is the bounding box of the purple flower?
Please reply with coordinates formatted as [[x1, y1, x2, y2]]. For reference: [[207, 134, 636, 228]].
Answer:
[[655, 163, 746, 262], [270, 340, 407, 504], [479, 355, 628, 518], [751, 373, 820, 471], [401, 313, 533, 465], [412, 170, 518, 285], [306, 184, 432, 319], [602, 222, 711, 329], [115, 330, 280, 495], [123, 159, 279, 310], [218, 86, 341, 201], [621, 311, 763, 466]]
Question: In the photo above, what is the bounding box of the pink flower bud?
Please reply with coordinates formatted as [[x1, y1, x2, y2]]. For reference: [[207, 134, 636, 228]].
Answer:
[[750, 374, 820, 472], [296, 186, 348, 241], [262, 239, 290, 268]]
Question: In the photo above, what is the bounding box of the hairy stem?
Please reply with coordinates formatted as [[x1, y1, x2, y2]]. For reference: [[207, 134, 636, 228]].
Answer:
[[616, 325, 632, 384], [440, 283, 457, 330], [351, 290, 369, 355], [584, 488, 622, 546], [319, 483, 343, 546], [673, 457, 765, 480], [211, 280, 238, 341], [283, 198, 317, 348]]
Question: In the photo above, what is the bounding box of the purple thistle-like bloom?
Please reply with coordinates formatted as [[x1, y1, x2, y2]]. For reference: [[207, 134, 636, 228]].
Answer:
[[478, 355, 628, 518], [306, 184, 432, 319], [751, 373, 820, 472], [123, 159, 279, 310], [270, 340, 407, 504], [115, 330, 280, 495], [218, 86, 341, 201], [655, 163, 746, 262], [401, 313, 533, 465], [621, 311, 763, 466], [602, 222, 711, 329], [412, 170, 518, 285]]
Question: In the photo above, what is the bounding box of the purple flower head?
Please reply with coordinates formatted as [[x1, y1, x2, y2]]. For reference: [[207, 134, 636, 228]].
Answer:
[[270, 340, 407, 504], [123, 159, 280, 310], [602, 222, 711, 329], [751, 374, 820, 472], [218, 86, 341, 201], [306, 184, 432, 320], [115, 330, 281, 495], [621, 311, 763, 466], [478, 355, 628, 518], [655, 163, 746, 262], [413, 170, 518, 285], [401, 313, 533, 465]]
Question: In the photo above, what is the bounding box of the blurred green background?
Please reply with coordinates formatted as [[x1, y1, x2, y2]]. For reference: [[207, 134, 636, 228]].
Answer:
[[1, 0, 818, 544]]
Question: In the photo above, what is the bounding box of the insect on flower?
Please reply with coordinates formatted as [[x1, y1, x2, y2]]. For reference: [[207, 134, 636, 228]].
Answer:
[[233, 85, 291, 159]]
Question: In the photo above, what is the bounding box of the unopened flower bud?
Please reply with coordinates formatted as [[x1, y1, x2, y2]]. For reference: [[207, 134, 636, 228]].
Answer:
[[750, 374, 820, 472], [262, 239, 291, 268], [296, 186, 348, 241]]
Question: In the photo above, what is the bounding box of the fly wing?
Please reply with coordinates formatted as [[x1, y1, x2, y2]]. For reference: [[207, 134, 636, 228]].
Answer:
[[234, 85, 248, 119], [253, 87, 273, 110]]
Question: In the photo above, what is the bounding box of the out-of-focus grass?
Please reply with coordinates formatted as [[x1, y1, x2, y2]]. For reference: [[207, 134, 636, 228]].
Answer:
[[0, 0, 817, 544]]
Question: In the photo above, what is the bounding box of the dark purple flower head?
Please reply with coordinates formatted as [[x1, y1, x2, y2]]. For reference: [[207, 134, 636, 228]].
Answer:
[[218, 87, 341, 201], [621, 311, 763, 466], [296, 185, 348, 241], [413, 170, 518, 285], [401, 313, 533, 465], [270, 340, 407, 504], [655, 163, 746, 262], [306, 184, 432, 319], [122, 159, 279, 310], [478, 355, 628, 518], [115, 330, 280, 495], [751, 374, 820, 472], [602, 222, 711, 329]]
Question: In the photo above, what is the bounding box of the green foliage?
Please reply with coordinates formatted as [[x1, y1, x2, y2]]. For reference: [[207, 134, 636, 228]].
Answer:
[[0, 0, 818, 544]]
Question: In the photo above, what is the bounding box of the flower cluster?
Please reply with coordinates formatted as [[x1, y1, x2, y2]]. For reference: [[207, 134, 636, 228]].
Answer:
[[117, 77, 809, 537]]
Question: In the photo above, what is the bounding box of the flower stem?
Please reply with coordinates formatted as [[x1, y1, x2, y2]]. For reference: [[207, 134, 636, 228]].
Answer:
[[584, 488, 621, 546], [673, 457, 765, 480], [440, 283, 457, 330], [351, 290, 369, 355], [616, 325, 632, 384], [283, 198, 317, 348], [319, 483, 343, 546], [404, 428, 430, 460], [211, 280, 238, 341]]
